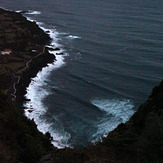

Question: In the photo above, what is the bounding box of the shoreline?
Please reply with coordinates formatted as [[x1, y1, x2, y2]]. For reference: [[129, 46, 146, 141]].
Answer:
[[0, 7, 68, 148], [15, 47, 56, 109], [0, 7, 162, 163], [0, 7, 56, 109], [8, 46, 46, 101]]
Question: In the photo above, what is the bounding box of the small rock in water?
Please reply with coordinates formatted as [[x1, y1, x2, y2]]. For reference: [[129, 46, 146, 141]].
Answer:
[[19, 10, 29, 14], [28, 110, 33, 113], [54, 48, 60, 51], [56, 53, 64, 55]]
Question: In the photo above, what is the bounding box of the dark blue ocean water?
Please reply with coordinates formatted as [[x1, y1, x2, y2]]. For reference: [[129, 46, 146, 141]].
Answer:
[[1, 0, 163, 148]]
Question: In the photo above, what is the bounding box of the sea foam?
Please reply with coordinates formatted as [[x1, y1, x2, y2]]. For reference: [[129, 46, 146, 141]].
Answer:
[[67, 35, 81, 39], [16, 10, 41, 15], [91, 99, 135, 142], [23, 14, 71, 149], [23, 10, 135, 149]]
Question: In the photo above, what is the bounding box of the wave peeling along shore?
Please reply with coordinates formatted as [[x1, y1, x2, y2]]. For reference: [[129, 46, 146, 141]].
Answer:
[[91, 99, 135, 142], [23, 12, 71, 148], [23, 10, 135, 149]]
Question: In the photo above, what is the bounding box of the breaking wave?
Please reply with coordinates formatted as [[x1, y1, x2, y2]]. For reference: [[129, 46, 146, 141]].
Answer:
[[67, 35, 81, 39], [23, 14, 71, 149], [91, 98, 135, 142], [23, 10, 135, 149], [16, 10, 41, 15]]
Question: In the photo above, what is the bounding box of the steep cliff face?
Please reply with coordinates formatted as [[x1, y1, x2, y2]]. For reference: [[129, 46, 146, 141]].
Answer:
[[0, 8, 52, 93], [0, 91, 53, 163], [0, 8, 55, 163], [47, 81, 163, 163], [1, 81, 162, 163], [0, 8, 162, 163], [0, 8, 50, 51], [95, 80, 163, 163]]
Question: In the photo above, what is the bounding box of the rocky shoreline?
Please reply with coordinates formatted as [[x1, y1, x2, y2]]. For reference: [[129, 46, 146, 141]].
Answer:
[[0, 8, 162, 163], [0, 8, 56, 108], [0, 8, 57, 162]]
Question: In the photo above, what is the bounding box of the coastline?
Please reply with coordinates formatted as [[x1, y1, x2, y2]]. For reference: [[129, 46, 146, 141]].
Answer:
[[0, 7, 162, 163], [0, 8, 56, 162], [0, 7, 68, 149], [15, 47, 56, 109], [0, 7, 56, 108]]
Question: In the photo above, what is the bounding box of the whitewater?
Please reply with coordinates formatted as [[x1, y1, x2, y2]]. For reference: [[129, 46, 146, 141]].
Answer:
[[0, 0, 163, 149], [22, 10, 135, 148], [22, 10, 72, 148]]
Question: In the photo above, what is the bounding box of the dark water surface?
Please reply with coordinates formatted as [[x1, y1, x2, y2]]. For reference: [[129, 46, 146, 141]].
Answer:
[[1, 0, 163, 148]]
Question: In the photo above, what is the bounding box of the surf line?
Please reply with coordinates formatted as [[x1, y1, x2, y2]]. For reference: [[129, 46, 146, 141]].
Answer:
[[10, 46, 46, 101]]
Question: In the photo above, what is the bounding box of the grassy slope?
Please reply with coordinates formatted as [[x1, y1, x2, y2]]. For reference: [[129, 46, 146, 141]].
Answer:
[[0, 8, 49, 51], [0, 81, 162, 163], [0, 8, 54, 163], [0, 8, 50, 91]]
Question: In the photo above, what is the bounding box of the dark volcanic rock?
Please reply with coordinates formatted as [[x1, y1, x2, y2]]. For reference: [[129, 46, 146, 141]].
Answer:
[[46, 81, 163, 163], [45, 47, 60, 51], [54, 48, 60, 51], [56, 53, 64, 55], [0, 8, 51, 51], [15, 52, 55, 109]]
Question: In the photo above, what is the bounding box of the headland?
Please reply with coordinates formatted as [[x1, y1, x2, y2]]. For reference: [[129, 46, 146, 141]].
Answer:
[[0, 8, 55, 107], [0, 8, 162, 163]]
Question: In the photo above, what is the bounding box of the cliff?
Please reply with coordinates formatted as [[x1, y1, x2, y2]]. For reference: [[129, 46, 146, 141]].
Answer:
[[0, 91, 53, 163], [0, 8, 54, 93], [0, 80, 162, 163], [41, 81, 162, 163], [0, 8, 162, 163]]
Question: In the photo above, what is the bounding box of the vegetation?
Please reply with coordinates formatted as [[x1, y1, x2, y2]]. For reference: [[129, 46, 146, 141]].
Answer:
[[0, 8, 162, 163], [0, 81, 162, 163], [0, 91, 53, 163]]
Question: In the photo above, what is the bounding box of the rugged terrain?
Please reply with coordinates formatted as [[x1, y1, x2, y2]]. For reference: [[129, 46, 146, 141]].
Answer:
[[0, 8, 54, 94], [0, 8, 162, 163]]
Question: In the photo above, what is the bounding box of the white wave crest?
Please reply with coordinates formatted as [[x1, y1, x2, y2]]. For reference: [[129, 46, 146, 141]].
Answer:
[[91, 99, 135, 142], [26, 10, 41, 15], [16, 10, 41, 15], [23, 16, 71, 148], [24, 55, 69, 148], [67, 35, 81, 39], [26, 16, 35, 22], [15, 10, 22, 13], [25, 16, 44, 26]]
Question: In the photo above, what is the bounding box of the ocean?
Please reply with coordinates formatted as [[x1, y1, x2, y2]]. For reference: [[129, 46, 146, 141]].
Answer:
[[1, 0, 163, 148]]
